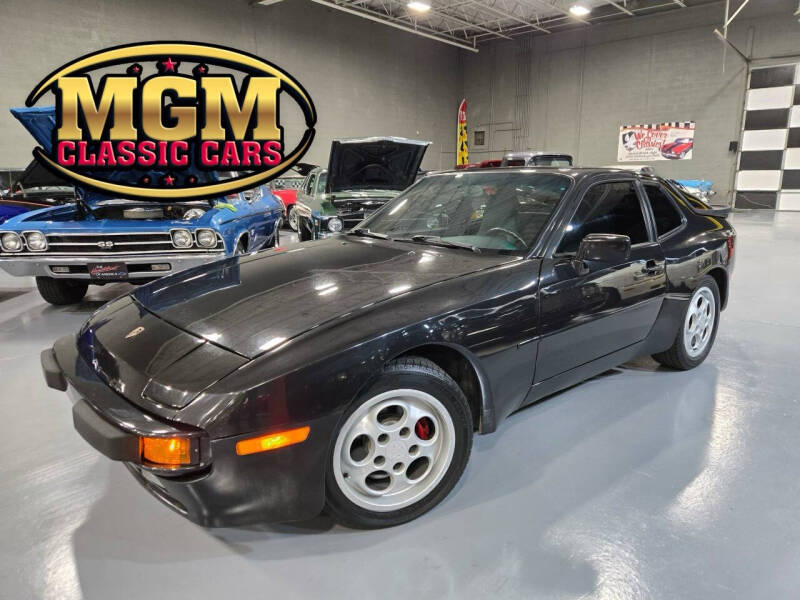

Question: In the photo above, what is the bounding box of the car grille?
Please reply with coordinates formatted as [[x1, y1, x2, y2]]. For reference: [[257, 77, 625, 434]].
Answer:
[[6, 232, 225, 255]]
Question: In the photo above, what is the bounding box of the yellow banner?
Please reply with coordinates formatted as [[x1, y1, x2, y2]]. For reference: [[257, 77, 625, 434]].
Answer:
[[457, 99, 468, 166]]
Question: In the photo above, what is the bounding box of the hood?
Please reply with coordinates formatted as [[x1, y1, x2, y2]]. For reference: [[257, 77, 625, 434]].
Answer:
[[15, 158, 73, 190], [10, 106, 216, 206], [326, 137, 429, 193], [133, 237, 509, 358]]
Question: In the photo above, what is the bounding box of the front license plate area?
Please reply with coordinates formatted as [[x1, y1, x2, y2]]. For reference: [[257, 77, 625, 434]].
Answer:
[[88, 262, 128, 281]]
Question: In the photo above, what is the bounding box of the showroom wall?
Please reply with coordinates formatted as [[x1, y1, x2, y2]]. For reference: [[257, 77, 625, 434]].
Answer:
[[461, 1, 800, 202], [0, 0, 461, 171]]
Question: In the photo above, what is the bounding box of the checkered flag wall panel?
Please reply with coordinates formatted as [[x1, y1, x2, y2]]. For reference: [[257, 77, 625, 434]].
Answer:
[[736, 63, 800, 210]]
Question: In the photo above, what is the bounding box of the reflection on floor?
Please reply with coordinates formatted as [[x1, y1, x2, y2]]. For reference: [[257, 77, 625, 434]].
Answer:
[[1, 215, 799, 599]]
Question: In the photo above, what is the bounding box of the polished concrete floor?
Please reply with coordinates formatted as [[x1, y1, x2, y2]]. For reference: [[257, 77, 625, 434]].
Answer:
[[1, 213, 799, 599]]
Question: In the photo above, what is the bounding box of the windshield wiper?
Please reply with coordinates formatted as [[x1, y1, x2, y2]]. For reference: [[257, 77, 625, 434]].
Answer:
[[400, 235, 481, 253], [348, 228, 389, 240]]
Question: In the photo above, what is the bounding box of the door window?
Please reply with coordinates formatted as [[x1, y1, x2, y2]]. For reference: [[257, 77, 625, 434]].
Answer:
[[557, 181, 649, 254], [643, 184, 684, 237], [557, 181, 650, 254]]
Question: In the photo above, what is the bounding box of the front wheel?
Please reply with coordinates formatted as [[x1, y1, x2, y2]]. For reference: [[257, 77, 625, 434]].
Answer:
[[325, 357, 473, 529], [652, 275, 720, 370], [287, 205, 298, 231], [297, 216, 313, 241], [35, 277, 88, 305]]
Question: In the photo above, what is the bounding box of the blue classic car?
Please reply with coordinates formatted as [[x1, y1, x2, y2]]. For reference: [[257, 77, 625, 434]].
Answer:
[[0, 107, 283, 305]]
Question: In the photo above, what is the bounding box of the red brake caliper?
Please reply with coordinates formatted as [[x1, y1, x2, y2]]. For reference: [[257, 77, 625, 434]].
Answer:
[[415, 417, 433, 440]]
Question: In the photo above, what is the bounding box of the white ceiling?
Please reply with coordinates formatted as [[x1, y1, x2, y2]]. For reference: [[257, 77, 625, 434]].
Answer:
[[307, 0, 723, 51]]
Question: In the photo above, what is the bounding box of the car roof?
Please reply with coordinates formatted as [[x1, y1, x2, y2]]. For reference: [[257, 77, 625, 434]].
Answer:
[[430, 166, 660, 180]]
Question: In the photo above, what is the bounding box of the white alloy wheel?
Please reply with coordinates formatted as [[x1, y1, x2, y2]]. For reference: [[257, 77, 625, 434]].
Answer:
[[332, 389, 456, 512]]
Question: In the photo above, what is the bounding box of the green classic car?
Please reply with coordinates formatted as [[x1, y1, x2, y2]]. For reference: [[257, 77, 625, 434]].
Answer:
[[295, 137, 429, 240]]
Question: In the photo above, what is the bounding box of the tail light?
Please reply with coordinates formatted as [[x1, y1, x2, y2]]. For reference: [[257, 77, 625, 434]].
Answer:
[[727, 236, 735, 261]]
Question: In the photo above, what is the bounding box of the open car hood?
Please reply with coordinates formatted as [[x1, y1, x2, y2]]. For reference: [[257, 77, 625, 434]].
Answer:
[[10, 106, 217, 207], [15, 158, 74, 190], [326, 137, 429, 194]]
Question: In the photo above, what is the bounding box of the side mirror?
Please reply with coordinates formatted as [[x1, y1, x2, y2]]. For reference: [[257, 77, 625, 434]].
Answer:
[[572, 233, 631, 274]]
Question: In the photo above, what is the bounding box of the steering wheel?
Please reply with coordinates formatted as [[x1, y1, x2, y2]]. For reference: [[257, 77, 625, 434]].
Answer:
[[486, 227, 527, 249]]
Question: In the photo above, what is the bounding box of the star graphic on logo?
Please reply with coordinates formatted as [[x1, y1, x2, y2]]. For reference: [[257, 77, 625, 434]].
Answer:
[[160, 57, 178, 72], [163, 174, 175, 186], [127, 63, 142, 76]]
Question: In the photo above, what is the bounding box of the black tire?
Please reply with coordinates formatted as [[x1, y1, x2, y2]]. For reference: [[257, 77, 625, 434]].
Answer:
[[268, 222, 280, 248], [325, 356, 473, 529], [35, 277, 88, 305], [298, 216, 312, 242], [653, 275, 720, 370], [234, 236, 247, 255]]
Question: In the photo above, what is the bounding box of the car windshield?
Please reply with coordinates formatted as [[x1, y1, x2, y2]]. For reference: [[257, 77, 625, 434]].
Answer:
[[316, 173, 328, 194], [358, 171, 571, 253]]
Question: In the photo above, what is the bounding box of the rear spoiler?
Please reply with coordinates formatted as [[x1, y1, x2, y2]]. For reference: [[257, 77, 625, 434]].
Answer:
[[692, 206, 731, 218]]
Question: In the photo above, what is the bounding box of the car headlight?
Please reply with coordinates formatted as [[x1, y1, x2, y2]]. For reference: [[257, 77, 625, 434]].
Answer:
[[183, 208, 206, 220], [25, 231, 47, 251], [171, 229, 193, 248], [196, 229, 217, 248], [327, 217, 343, 233], [1, 232, 22, 252]]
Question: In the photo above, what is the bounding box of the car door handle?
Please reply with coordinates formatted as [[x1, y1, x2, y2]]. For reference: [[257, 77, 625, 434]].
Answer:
[[643, 259, 664, 276]]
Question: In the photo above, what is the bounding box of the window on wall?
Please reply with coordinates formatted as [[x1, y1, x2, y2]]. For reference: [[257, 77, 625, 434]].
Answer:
[[643, 184, 684, 237], [474, 130, 486, 146], [557, 181, 649, 254]]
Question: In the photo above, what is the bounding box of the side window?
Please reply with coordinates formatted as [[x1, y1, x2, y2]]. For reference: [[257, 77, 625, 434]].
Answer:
[[304, 174, 315, 195], [643, 184, 684, 237], [557, 181, 649, 254]]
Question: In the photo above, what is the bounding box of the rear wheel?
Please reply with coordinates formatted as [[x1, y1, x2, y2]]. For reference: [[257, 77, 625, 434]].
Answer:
[[653, 275, 720, 370], [325, 357, 472, 529], [35, 277, 88, 305]]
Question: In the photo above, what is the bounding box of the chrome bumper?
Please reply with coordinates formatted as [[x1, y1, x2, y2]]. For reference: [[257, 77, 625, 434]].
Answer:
[[0, 252, 226, 279]]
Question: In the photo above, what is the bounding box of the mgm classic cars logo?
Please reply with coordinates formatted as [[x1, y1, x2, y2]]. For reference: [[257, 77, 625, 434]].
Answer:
[[24, 41, 316, 199]]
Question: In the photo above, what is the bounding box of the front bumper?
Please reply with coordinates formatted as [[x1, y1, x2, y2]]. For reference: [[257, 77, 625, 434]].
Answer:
[[0, 252, 226, 279], [43, 335, 331, 527]]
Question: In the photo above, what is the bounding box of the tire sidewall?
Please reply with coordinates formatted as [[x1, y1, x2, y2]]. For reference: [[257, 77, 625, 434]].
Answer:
[[325, 365, 472, 528]]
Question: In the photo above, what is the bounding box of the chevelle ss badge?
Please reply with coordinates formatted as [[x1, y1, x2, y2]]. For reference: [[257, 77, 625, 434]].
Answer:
[[23, 41, 317, 200]]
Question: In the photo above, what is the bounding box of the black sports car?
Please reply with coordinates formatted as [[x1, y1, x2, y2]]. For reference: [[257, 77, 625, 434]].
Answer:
[[42, 167, 735, 528]]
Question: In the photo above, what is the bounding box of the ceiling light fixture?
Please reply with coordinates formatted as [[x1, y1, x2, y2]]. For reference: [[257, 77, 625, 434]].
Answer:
[[407, 1, 431, 12], [569, 4, 591, 16]]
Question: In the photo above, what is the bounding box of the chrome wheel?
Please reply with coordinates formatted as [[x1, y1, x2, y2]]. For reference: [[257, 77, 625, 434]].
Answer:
[[683, 286, 715, 358], [332, 389, 456, 512], [288, 206, 298, 231]]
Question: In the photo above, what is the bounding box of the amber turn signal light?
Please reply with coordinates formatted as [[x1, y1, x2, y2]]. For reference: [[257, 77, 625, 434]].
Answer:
[[235, 426, 310, 456], [140, 436, 193, 467]]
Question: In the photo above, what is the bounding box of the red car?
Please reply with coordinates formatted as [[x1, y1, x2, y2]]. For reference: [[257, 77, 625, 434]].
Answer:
[[267, 163, 316, 231], [454, 159, 502, 170], [661, 138, 694, 159]]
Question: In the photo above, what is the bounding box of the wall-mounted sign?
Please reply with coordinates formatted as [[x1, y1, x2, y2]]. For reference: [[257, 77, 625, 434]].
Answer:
[[618, 121, 695, 162], [23, 41, 316, 200]]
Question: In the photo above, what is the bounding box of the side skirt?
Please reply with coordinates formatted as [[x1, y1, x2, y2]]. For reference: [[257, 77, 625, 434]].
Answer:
[[518, 295, 689, 409]]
